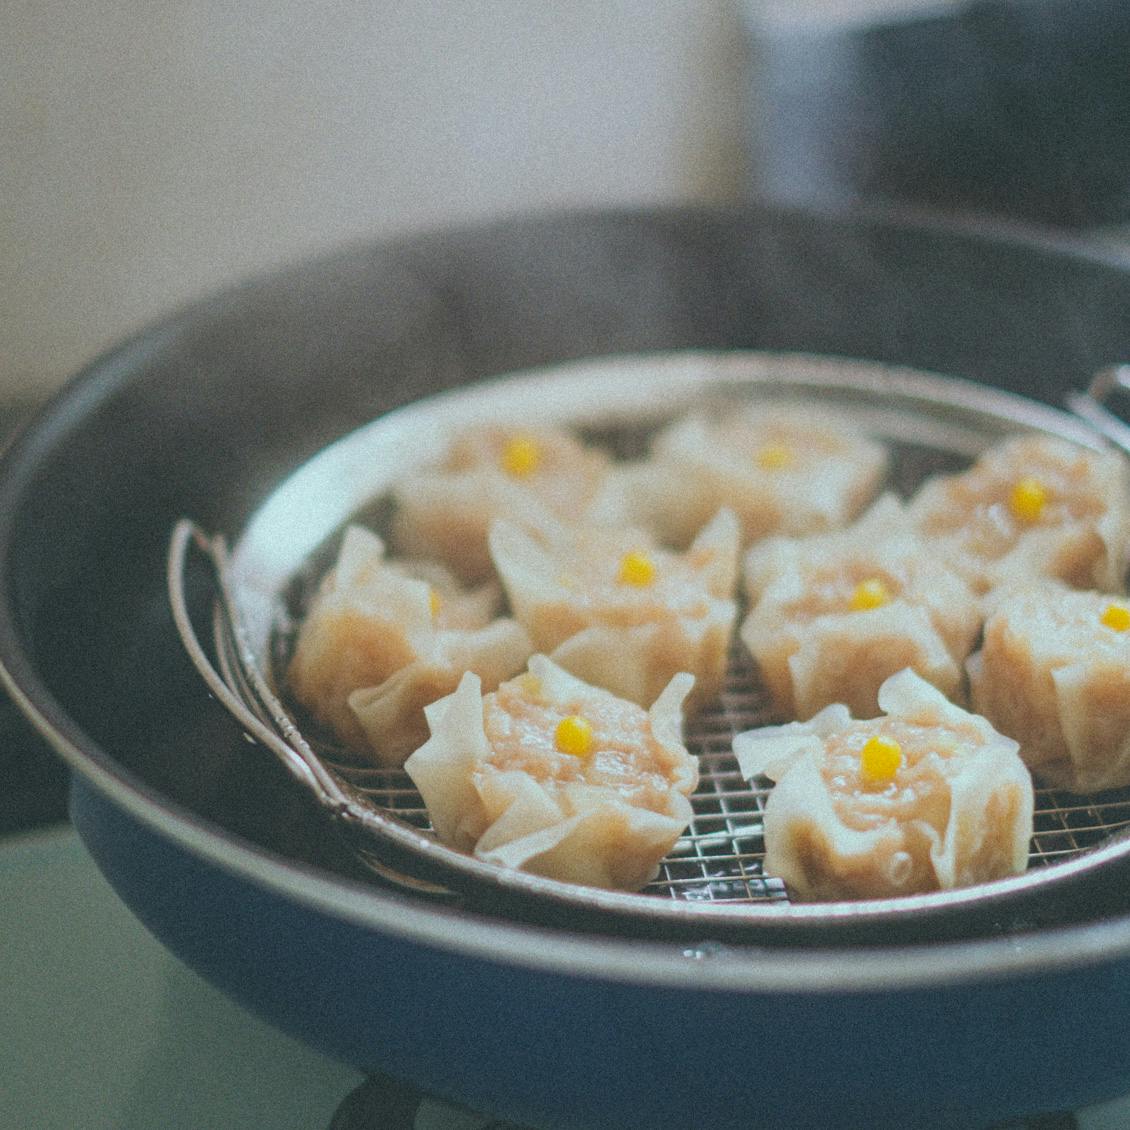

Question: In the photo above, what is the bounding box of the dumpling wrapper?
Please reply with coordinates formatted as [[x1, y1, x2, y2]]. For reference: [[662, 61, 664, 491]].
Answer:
[[488, 508, 739, 713], [733, 668, 1034, 901], [909, 433, 1130, 596], [741, 495, 980, 720], [348, 619, 533, 767], [629, 405, 887, 548], [390, 425, 611, 582], [404, 655, 698, 891], [287, 525, 532, 765], [968, 583, 1130, 793]]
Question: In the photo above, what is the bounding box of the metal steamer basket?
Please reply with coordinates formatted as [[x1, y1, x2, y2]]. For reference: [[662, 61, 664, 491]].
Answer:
[[170, 350, 1130, 947]]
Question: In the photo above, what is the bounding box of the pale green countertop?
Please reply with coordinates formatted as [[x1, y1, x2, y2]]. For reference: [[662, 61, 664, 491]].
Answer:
[[0, 823, 503, 1130]]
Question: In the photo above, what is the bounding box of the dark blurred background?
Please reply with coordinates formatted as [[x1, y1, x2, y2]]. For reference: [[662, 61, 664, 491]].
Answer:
[[746, 0, 1130, 229]]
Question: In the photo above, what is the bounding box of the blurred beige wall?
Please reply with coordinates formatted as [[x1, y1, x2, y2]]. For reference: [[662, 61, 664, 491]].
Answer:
[[2, 2, 747, 398]]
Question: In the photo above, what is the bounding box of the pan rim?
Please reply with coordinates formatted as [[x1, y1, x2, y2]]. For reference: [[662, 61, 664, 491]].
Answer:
[[224, 346, 1130, 934], [5, 202, 1130, 997], [10, 675, 1130, 995]]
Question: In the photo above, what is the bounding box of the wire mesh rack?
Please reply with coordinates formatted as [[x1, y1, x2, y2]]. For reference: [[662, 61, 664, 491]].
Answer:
[[171, 354, 1130, 937], [297, 622, 1130, 909]]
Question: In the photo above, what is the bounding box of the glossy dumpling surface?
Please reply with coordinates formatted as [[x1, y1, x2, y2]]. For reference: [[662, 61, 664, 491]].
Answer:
[[404, 655, 698, 890], [287, 525, 531, 765], [908, 434, 1130, 596], [968, 583, 1130, 793], [741, 495, 980, 720], [633, 404, 887, 547], [489, 508, 739, 712], [390, 425, 611, 582], [733, 669, 1034, 901]]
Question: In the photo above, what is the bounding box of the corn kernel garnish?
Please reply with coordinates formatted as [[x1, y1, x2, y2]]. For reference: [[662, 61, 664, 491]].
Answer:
[[859, 734, 903, 785], [555, 714, 593, 757], [1008, 477, 1048, 523], [428, 588, 443, 619], [756, 443, 794, 470], [500, 435, 541, 478], [617, 551, 657, 587], [1101, 603, 1130, 632], [849, 577, 891, 612]]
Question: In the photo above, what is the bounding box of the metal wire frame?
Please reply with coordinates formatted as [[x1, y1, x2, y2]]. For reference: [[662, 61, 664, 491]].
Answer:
[[286, 621, 1130, 908], [173, 361, 1130, 915]]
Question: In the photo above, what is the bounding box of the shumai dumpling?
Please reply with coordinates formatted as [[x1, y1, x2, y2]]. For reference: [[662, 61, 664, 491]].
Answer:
[[287, 525, 532, 765], [391, 425, 611, 582], [404, 655, 698, 890], [741, 495, 981, 721], [733, 668, 1034, 901], [968, 583, 1130, 793], [908, 433, 1130, 596], [488, 508, 740, 713], [631, 404, 887, 547]]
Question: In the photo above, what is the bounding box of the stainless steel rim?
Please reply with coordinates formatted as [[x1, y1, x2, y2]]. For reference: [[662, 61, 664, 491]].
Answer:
[[170, 350, 1130, 944]]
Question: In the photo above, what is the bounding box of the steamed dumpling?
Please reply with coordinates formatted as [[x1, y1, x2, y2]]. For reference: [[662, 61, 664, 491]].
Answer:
[[908, 433, 1130, 596], [488, 508, 740, 713], [626, 404, 887, 548], [287, 525, 531, 765], [733, 669, 1034, 901], [404, 655, 698, 890], [390, 425, 612, 582], [741, 495, 980, 720], [968, 583, 1130, 793]]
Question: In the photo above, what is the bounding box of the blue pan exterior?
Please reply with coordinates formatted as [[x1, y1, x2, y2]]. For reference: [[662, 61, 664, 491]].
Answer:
[[70, 771, 1130, 1129]]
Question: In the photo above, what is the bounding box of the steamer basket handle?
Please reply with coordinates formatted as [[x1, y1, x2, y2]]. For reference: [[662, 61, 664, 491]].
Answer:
[[1066, 365, 1130, 455], [167, 519, 352, 811], [167, 520, 462, 904]]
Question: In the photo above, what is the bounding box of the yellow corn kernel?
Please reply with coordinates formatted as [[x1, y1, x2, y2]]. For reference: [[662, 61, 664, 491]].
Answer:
[[849, 577, 891, 612], [428, 588, 443, 619], [756, 443, 794, 470], [1009, 477, 1048, 523], [500, 435, 541, 478], [617, 551, 656, 587], [1101, 603, 1130, 632], [555, 714, 593, 757], [859, 734, 903, 785]]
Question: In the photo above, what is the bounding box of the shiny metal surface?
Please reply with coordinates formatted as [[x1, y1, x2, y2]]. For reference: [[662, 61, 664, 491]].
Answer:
[[172, 350, 1130, 944]]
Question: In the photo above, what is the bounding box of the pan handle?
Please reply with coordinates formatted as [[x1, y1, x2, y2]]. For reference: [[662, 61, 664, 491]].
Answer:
[[1066, 365, 1130, 454]]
